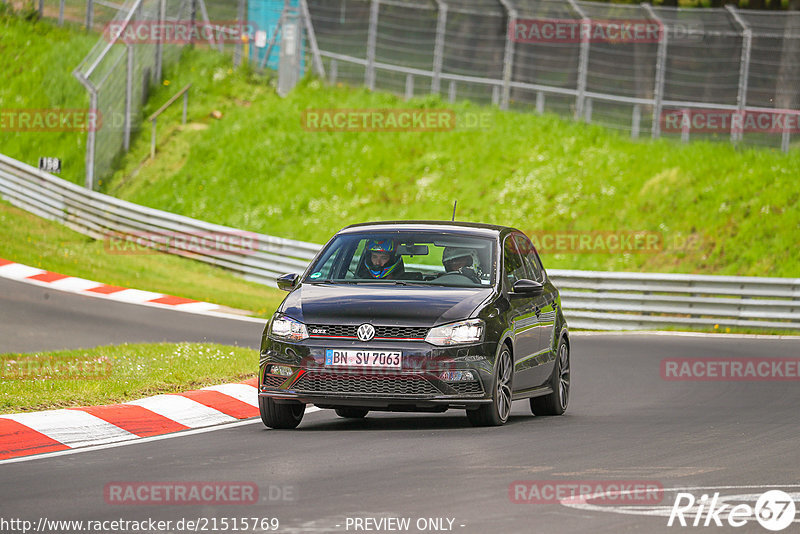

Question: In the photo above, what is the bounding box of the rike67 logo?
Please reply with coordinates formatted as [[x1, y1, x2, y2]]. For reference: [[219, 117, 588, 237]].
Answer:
[[669, 490, 796, 531]]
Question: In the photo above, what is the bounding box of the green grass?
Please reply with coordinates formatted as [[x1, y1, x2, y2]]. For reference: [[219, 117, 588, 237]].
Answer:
[[0, 199, 286, 317], [0, 342, 257, 413], [0, 10, 98, 185], [101, 48, 800, 278]]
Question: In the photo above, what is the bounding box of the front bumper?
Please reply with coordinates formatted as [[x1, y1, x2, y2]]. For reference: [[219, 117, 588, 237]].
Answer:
[[259, 337, 496, 411]]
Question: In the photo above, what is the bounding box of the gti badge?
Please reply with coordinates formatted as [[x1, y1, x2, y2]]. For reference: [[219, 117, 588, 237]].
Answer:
[[357, 323, 375, 342]]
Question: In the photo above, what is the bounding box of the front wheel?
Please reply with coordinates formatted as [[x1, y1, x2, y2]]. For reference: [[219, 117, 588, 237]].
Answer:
[[259, 396, 305, 429], [530, 339, 570, 416], [467, 346, 513, 427]]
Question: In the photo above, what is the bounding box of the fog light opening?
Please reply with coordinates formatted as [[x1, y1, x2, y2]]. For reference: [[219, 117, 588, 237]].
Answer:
[[438, 370, 476, 382], [268, 365, 294, 377]]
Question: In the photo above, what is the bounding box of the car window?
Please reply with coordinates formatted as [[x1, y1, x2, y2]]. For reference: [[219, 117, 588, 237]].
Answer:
[[305, 231, 496, 287], [503, 235, 528, 290], [514, 234, 544, 283]]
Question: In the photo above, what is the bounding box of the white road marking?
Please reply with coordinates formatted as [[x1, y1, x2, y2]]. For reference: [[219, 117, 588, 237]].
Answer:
[[201, 383, 259, 407], [0, 409, 137, 448], [0, 264, 45, 279], [109, 288, 166, 303], [125, 395, 236, 427], [0, 407, 323, 465]]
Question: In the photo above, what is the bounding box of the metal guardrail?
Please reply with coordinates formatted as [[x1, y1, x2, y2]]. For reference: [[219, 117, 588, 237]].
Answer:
[[1, 153, 799, 331]]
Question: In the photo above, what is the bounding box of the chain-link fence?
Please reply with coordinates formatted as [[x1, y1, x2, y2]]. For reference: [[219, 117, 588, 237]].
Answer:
[[307, 0, 800, 151], [45, 0, 245, 189]]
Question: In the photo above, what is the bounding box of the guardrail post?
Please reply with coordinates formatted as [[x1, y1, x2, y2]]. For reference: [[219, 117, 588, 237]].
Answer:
[[124, 44, 134, 151], [405, 74, 414, 100], [642, 3, 667, 139], [365, 0, 380, 90], [536, 91, 544, 114], [584, 97, 593, 123], [566, 0, 590, 121], [150, 119, 157, 159], [498, 0, 517, 110], [38, 0, 44, 17], [85, 0, 94, 31], [432, 0, 447, 94], [726, 5, 751, 144], [448, 80, 456, 102], [58, 0, 64, 25], [631, 104, 641, 139]]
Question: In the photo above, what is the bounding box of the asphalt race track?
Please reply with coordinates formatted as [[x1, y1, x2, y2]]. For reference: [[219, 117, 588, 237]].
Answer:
[[2, 279, 800, 533]]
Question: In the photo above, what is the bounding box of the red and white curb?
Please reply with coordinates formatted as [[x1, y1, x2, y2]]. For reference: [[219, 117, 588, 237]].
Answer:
[[0, 257, 259, 322], [0, 379, 262, 461]]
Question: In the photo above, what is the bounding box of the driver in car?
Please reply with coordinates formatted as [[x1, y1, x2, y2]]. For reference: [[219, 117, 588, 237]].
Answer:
[[357, 239, 405, 279], [441, 247, 482, 283]]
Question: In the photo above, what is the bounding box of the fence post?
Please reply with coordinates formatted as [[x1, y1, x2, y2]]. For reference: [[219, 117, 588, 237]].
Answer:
[[300, 0, 326, 78], [726, 5, 751, 144], [85, 0, 94, 31], [405, 74, 414, 100], [58, 0, 64, 25], [124, 44, 134, 151], [781, 114, 791, 153], [681, 109, 690, 143], [642, 3, 667, 139], [567, 0, 590, 121], [86, 91, 98, 190], [38, 0, 43, 17], [234, 0, 247, 67], [155, 0, 165, 83], [365, 0, 380, 90], [536, 91, 544, 114], [329, 59, 338, 84], [631, 104, 641, 139], [498, 0, 517, 110], [432, 0, 447, 94], [448, 80, 456, 102]]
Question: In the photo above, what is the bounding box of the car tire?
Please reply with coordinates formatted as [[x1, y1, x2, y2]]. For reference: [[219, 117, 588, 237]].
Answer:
[[259, 396, 305, 429], [467, 345, 513, 427], [335, 407, 369, 419], [530, 338, 570, 416]]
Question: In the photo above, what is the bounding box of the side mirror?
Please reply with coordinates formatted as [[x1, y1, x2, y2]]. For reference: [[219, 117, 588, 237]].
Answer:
[[277, 273, 299, 292], [512, 279, 543, 297]]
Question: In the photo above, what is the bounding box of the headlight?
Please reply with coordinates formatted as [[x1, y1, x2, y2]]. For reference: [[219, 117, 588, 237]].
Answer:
[[425, 319, 484, 346], [270, 315, 308, 341]]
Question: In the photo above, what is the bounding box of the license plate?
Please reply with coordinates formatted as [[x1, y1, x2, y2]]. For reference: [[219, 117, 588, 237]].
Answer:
[[325, 349, 402, 368]]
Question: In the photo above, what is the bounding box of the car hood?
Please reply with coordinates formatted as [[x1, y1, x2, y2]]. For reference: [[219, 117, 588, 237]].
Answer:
[[280, 283, 494, 327]]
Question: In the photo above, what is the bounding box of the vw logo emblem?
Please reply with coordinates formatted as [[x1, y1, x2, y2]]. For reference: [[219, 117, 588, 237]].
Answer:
[[357, 323, 375, 342]]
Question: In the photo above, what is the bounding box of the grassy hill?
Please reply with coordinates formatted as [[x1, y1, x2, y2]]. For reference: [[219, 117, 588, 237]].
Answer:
[[1, 11, 798, 278], [104, 49, 800, 277]]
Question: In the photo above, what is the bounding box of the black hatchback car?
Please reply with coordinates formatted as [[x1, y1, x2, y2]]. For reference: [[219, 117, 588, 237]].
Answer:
[[258, 221, 570, 428]]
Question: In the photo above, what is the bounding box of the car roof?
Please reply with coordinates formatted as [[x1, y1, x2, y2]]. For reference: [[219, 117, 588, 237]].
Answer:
[[339, 220, 515, 237]]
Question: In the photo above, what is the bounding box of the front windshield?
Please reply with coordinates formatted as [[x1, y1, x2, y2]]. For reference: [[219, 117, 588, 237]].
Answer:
[[304, 231, 496, 288]]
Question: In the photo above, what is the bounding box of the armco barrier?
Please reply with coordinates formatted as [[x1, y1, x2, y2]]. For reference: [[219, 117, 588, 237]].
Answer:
[[2, 153, 799, 331]]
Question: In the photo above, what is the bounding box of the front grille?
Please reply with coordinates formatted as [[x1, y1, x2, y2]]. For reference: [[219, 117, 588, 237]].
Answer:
[[448, 381, 484, 395], [262, 374, 287, 389], [307, 324, 428, 340], [293, 372, 440, 396]]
